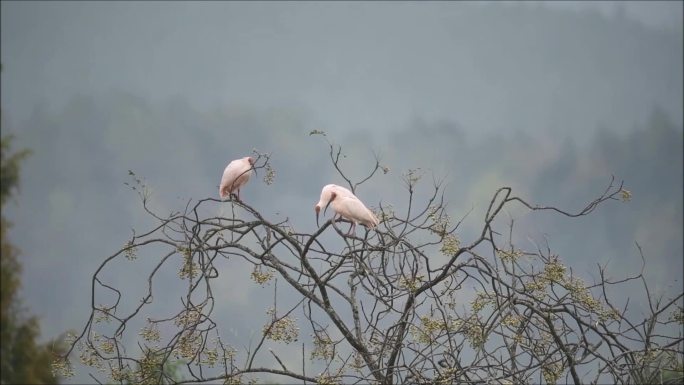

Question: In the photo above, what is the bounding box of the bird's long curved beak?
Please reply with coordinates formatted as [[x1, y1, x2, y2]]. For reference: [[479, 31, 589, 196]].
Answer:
[[315, 209, 320, 227]]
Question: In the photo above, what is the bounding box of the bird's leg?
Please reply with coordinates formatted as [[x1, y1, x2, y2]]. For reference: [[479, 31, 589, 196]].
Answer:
[[330, 215, 340, 233], [346, 222, 356, 236]]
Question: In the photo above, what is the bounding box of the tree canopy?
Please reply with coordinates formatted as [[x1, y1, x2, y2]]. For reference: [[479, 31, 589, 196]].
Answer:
[[1, 134, 65, 384], [55, 142, 683, 384]]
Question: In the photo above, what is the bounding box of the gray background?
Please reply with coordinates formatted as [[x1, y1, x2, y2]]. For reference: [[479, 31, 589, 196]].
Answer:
[[2, 1, 682, 383]]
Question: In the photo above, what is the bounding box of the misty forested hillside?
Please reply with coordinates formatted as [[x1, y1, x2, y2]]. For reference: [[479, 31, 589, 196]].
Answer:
[[1, 2, 681, 383]]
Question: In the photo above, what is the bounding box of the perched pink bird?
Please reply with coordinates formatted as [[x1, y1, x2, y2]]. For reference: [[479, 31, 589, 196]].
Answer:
[[323, 190, 379, 234], [219, 156, 255, 200], [315, 184, 356, 226]]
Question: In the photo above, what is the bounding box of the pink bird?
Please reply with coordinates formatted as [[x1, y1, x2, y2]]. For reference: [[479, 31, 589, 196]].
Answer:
[[219, 156, 255, 201], [323, 190, 380, 235], [314, 184, 356, 226]]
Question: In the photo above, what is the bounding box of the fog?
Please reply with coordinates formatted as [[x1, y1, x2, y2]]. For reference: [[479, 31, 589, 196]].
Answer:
[[1, 2, 682, 383]]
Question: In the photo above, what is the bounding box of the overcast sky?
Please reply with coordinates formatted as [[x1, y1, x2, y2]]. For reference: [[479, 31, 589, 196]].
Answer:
[[2, 1, 682, 141]]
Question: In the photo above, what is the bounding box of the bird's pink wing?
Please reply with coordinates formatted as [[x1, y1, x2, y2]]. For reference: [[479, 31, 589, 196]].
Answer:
[[338, 197, 378, 228], [365, 207, 380, 227], [220, 161, 241, 198]]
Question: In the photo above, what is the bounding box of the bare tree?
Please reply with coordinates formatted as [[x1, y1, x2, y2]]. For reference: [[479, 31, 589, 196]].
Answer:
[[54, 143, 683, 385]]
